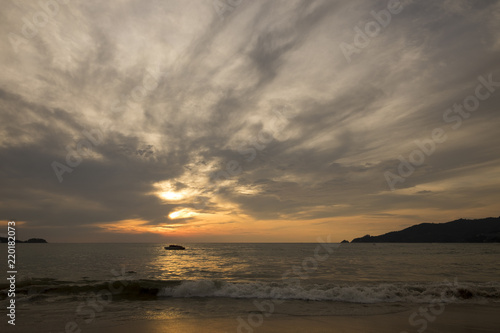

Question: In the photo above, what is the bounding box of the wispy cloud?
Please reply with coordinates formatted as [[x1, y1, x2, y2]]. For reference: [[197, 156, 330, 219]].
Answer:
[[1, 0, 499, 241]]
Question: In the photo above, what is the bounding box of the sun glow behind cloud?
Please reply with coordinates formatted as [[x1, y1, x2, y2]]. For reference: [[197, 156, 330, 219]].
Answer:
[[154, 180, 196, 202], [160, 191, 186, 201], [97, 219, 176, 234]]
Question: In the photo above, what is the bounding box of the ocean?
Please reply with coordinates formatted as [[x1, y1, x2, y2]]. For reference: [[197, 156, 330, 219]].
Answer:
[[1, 243, 500, 332]]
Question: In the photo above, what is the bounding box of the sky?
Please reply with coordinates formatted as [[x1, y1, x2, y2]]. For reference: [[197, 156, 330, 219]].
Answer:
[[1, 0, 499, 243]]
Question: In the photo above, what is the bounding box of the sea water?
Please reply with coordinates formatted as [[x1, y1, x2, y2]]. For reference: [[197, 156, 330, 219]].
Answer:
[[1, 243, 499, 330]]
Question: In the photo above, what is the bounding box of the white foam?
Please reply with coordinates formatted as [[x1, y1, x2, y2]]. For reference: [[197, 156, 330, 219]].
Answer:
[[157, 280, 500, 304]]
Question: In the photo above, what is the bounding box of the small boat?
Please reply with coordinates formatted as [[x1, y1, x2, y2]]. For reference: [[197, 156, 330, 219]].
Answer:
[[164, 244, 185, 250]]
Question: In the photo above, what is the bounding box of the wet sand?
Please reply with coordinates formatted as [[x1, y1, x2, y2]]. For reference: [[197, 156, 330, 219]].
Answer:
[[7, 303, 498, 333], [89, 304, 500, 333]]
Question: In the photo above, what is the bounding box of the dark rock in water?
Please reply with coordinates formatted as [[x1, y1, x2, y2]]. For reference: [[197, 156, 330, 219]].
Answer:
[[457, 288, 474, 299], [127, 271, 137, 274], [340, 240, 349, 244], [25, 238, 48, 243], [351, 217, 500, 243], [165, 244, 185, 250]]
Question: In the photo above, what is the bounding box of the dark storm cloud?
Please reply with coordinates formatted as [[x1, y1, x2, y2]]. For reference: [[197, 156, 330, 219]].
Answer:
[[0, 88, 181, 228]]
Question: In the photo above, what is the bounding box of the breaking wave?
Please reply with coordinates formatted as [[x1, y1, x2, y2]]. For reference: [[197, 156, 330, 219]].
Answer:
[[157, 279, 500, 303], [2, 278, 499, 304]]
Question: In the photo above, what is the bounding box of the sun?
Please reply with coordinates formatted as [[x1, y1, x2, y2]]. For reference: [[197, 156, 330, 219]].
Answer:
[[154, 180, 193, 202], [159, 191, 185, 201]]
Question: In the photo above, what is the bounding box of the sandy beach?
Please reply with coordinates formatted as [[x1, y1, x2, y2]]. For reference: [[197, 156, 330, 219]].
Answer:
[[6, 302, 500, 333], [87, 304, 500, 333]]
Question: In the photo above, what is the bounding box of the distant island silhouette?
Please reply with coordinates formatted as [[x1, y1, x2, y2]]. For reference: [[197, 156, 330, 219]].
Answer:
[[351, 217, 500, 243], [0, 237, 47, 243]]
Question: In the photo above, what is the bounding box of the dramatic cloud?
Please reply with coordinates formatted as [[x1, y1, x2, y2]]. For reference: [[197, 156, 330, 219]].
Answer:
[[1, 0, 499, 242]]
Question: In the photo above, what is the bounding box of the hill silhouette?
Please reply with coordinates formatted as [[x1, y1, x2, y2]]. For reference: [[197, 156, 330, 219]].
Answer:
[[0, 237, 47, 243], [351, 217, 500, 243]]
